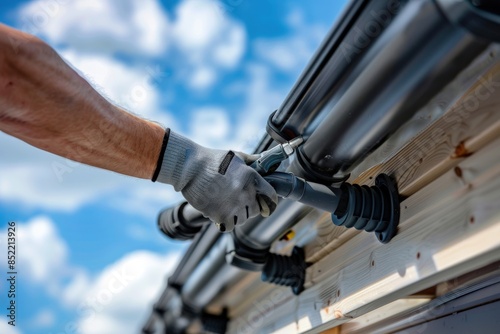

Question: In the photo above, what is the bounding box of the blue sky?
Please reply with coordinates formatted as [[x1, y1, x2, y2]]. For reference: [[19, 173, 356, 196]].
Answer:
[[0, 1, 347, 333]]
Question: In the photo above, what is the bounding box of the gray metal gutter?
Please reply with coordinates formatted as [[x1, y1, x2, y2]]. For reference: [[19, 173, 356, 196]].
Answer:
[[294, 0, 489, 177]]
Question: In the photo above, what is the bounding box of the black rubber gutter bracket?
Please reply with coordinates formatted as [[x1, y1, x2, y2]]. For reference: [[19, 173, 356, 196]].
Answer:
[[261, 246, 308, 295], [331, 173, 400, 244]]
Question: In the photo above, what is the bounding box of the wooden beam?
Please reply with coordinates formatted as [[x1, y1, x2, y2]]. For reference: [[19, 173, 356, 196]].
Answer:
[[321, 326, 340, 334], [435, 260, 500, 297], [306, 219, 359, 264], [339, 298, 431, 334]]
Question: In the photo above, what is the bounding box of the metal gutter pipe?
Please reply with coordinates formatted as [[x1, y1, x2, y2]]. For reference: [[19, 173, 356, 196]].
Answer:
[[180, 200, 309, 310], [269, 0, 393, 140], [293, 0, 490, 178], [181, 235, 241, 311]]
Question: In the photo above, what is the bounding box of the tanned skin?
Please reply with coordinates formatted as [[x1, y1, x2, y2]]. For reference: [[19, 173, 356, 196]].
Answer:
[[0, 24, 165, 179]]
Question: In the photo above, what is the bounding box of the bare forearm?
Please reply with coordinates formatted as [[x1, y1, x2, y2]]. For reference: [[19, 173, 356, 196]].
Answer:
[[0, 24, 164, 179]]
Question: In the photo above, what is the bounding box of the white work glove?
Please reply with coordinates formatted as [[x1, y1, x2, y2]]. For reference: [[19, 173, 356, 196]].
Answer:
[[153, 130, 278, 232]]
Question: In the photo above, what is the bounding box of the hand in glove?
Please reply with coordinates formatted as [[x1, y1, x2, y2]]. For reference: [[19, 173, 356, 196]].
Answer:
[[153, 130, 278, 232]]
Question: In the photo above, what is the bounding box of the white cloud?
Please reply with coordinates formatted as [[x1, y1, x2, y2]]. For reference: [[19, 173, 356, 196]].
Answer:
[[189, 107, 231, 149], [180, 63, 286, 153], [76, 251, 181, 334], [62, 270, 92, 307], [125, 224, 151, 242], [0, 217, 89, 304], [172, 0, 246, 89], [18, 0, 170, 56], [255, 39, 310, 72], [0, 322, 21, 334], [172, 0, 226, 51], [0, 218, 181, 334], [254, 8, 326, 73], [0, 162, 94, 211], [132, 0, 171, 55], [189, 66, 217, 90], [212, 24, 246, 68], [18, 0, 246, 91], [232, 64, 286, 152], [0, 217, 69, 286], [31, 309, 56, 328]]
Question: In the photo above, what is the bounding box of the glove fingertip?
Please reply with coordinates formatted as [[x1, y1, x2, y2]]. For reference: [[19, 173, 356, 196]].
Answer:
[[258, 194, 277, 217], [214, 215, 237, 233]]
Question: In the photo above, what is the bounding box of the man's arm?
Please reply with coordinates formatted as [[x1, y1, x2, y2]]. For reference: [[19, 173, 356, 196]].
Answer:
[[0, 24, 164, 179], [0, 24, 278, 232]]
